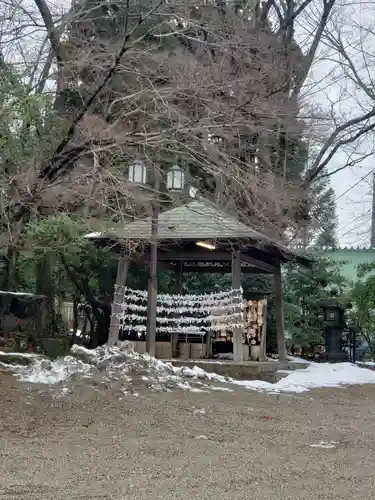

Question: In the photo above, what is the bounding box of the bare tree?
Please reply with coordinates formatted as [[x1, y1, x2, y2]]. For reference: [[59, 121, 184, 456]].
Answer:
[[302, 1, 375, 185], [0, 0, 343, 267]]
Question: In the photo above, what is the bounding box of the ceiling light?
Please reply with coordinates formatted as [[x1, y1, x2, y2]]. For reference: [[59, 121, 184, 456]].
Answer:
[[196, 241, 216, 250]]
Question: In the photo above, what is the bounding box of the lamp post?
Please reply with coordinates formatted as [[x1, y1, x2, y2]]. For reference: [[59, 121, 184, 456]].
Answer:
[[128, 161, 186, 355]]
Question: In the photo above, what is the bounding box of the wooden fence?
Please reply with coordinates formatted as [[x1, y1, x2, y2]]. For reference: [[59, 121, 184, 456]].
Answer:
[[57, 301, 74, 329]]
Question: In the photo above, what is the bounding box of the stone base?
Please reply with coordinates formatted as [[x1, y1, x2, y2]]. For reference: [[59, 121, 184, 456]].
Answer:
[[131, 341, 146, 354], [155, 342, 172, 359], [40, 338, 70, 358], [167, 359, 308, 382], [317, 352, 348, 363], [131, 341, 172, 359], [250, 345, 261, 361]]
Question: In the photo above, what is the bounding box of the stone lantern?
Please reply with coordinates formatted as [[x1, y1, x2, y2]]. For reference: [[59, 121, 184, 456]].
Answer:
[[320, 288, 348, 362]]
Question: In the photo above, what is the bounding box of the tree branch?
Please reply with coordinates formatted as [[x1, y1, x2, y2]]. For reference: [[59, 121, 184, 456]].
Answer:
[[33, 0, 62, 65], [304, 108, 375, 185], [291, 0, 336, 98], [40, 0, 163, 183]]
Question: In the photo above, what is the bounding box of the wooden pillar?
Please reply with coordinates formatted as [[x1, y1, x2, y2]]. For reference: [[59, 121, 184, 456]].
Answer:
[[274, 263, 286, 361], [145, 193, 159, 357], [259, 299, 268, 361], [108, 253, 129, 345], [232, 251, 244, 362], [175, 261, 184, 293], [171, 261, 183, 358]]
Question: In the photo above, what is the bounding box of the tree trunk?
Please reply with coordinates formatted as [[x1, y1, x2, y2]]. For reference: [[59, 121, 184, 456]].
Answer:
[[1, 247, 18, 291], [35, 253, 54, 336]]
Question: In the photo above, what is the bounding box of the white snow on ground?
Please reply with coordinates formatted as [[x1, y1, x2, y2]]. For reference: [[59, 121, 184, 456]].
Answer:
[[310, 441, 337, 449], [5, 342, 375, 394], [286, 355, 310, 364], [234, 362, 375, 393], [0, 351, 40, 358]]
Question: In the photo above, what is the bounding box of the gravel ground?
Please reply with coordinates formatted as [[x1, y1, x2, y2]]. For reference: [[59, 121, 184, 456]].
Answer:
[[1, 371, 375, 500]]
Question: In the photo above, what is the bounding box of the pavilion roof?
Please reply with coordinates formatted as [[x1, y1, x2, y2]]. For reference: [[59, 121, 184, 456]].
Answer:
[[86, 199, 311, 265]]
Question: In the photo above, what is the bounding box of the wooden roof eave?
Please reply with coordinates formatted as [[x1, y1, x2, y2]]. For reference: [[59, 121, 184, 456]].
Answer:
[[87, 234, 312, 269]]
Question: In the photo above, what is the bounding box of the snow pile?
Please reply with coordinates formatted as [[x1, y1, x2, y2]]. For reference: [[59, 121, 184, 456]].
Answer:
[[17, 355, 94, 384], [15, 342, 229, 391]]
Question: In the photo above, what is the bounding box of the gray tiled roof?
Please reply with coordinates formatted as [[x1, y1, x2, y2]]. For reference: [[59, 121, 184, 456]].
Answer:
[[87, 199, 270, 242], [85, 199, 311, 264]]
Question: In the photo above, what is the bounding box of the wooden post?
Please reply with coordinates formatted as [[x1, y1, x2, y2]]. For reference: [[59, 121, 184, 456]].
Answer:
[[232, 251, 244, 362], [371, 172, 375, 248], [146, 174, 160, 357], [175, 261, 183, 292], [171, 261, 183, 358], [108, 253, 129, 345], [274, 263, 286, 361], [259, 299, 268, 361]]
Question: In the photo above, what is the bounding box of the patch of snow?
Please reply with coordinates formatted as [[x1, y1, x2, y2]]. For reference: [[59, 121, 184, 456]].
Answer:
[[69, 329, 83, 337], [286, 355, 309, 364], [213, 353, 234, 360], [234, 362, 375, 393], [210, 386, 233, 392], [193, 408, 206, 415], [84, 231, 102, 238], [7, 342, 375, 395], [0, 351, 40, 358], [310, 440, 337, 449]]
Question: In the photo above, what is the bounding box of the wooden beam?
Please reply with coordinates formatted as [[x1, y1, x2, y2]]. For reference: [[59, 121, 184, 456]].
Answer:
[[143, 251, 277, 274], [232, 251, 244, 362], [140, 258, 270, 274], [274, 262, 286, 361], [176, 266, 270, 274], [108, 254, 129, 345], [240, 254, 278, 273], [156, 251, 232, 261]]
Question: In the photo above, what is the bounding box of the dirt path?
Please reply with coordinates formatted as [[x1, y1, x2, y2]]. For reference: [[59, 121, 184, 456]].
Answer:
[[1, 372, 375, 500]]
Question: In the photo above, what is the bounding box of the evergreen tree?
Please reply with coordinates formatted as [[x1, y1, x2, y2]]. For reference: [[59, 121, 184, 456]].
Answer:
[[284, 258, 348, 347], [308, 178, 337, 250]]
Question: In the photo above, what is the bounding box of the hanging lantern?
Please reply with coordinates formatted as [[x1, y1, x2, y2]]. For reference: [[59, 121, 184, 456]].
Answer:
[[167, 165, 185, 191], [128, 161, 147, 185]]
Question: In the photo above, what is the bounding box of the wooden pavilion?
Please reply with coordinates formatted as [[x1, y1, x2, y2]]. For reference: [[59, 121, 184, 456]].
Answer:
[[86, 199, 311, 362]]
